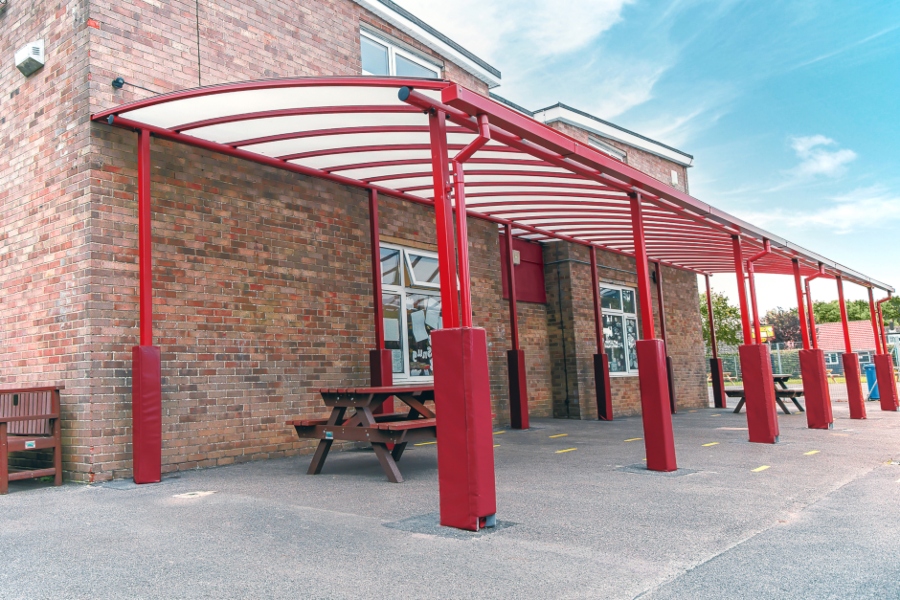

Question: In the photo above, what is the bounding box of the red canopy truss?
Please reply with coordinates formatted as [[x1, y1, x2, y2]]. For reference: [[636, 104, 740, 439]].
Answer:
[[91, 77, 893, 292]]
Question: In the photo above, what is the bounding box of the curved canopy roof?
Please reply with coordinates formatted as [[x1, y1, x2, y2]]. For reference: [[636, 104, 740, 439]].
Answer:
[[92, 77, 892, 292]]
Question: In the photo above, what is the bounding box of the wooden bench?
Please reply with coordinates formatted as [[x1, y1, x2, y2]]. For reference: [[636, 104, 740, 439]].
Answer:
[[729, 389, 805, 415], [0, 386, 63, 494]]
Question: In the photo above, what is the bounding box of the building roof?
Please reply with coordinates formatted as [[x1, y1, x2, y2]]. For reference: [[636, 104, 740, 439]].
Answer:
[[351, 0, 502, 88], [815, 321, 878, 352]]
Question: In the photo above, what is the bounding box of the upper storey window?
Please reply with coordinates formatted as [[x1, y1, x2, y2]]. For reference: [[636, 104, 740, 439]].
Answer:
[[360, 29, 441, 79]]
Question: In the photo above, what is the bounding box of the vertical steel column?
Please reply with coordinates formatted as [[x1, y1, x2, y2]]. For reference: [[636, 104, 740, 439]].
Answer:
[[706, 275, 726, 409], [794, 259, 833, 429], [837, 276, 866, 419], [733, 236, 779, 443], [428, 110, 460, 329], [505, 224, 529, 429], [629, 193, 676, 472], [591, 246, 613, 420], [132, 128, 162, 484], [429, 109, 496, 531], [868, 288, 883, 355], [452, 162, 473, 327], [654, 262, 676, 414], [731, 237, 752, 345], [368, 189, 393, 408]]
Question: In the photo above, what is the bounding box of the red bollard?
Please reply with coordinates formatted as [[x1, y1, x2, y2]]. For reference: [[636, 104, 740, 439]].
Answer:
[[799, 349, 833, 429], [636, 339, 676, 472], [874, 354, 899, 411], [132, 345, 162, 484], [843, 353, 867, 419], [739, 344, 779, 444], [433, 327, 497, 531]]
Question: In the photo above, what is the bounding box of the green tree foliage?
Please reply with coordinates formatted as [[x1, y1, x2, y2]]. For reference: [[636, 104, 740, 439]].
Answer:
[[812, 299, 872, 323], [763, 307, 801, 345], [699, 292, 742, 353], [881, 297, 900, 327]]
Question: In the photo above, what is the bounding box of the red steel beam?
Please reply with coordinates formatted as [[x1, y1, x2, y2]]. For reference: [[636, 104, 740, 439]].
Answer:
[[138, 129, 153, 346], [746, 239, 772, 345], [877, 294, 892, 354], [505, 225, 520, 350], [655, 262, 668, 344], [805, 264, 828, 349], [590, 246, 604, 354], [837, 276, 853, 354], [705, 275, 718, 359]]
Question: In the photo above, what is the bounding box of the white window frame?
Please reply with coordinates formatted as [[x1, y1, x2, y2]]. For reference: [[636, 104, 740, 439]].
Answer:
[[360, 29, 441, 78], [600, 283, 640, 377], [824, 352, 839, 366], [381, 242, 441, 382], [588, 136, 627, 162], [857, 350, 874, 365]]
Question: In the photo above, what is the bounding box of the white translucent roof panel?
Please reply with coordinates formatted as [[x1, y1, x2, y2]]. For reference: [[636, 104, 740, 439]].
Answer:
[[90, 77, 891, 289]]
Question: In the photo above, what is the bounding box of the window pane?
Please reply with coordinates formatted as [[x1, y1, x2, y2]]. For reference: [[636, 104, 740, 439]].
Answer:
[[600, 288, 621, 311], [603, 314, 626, 373], [406, 252, 440, 287], [395, 53, 438, 78], [622, 289, 636, 314], [380, 247, 401, 286], [382, 293, 404, 374], [361, 36, 389, 75], [407, 294, 441, 377], [626, 318, 639, 371]]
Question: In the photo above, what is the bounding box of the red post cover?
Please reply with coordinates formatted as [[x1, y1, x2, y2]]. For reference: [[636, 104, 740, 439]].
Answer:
[[710, 358, 726, 409], [507, 349, 529, 429], [738, 344, 780, 444], [433, 327, 497, 531], [370, 349, 394, 414], [874, 354, 899, 411], [132, 346, 162, 484], [799, 349, 833, 429], [635, 339, 677, 471], [842, 353, 867, 419]]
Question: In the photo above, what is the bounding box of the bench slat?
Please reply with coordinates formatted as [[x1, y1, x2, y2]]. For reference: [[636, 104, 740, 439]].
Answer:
[[375, 418, 436, 431], [318, 386, 433, 395]]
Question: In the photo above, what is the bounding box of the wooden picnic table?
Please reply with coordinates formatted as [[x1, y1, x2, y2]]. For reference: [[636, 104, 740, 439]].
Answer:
[[288, 385, 436, 483], [729, 374, 805, 415]]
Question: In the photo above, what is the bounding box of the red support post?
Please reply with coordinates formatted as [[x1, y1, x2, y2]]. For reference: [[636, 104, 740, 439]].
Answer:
[[452, 162, 473, 328], [654, 262, 676, 414], [706, 275, 726, 409], [793, 259, 833, 429], [837, 276, 866, 419], [731, 237, 752, 345], [368, 189, 393, 411], [591, 246, 613, 420], [132, 129, 162, 484], [734, 236, 779, 444], [746, 240, 771, 345], [868, 288, 883, 355], [630, 193, 676, 472], [429, 110, 496, 531], [505, 225, 529, 429], [428, 110, 460, 330], [804, 263, 827, 349]]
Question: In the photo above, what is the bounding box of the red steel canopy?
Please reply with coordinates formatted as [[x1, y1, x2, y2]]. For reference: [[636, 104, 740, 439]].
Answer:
[[92, 76, 893, 292]]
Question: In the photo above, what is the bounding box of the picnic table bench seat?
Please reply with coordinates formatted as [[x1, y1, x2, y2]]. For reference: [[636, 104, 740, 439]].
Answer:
[[728, 388, 805, 414], [1, 386, 64, 495]]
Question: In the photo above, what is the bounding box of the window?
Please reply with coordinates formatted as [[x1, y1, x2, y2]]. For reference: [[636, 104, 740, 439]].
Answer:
[[857, 350, 874, 365], [671, 170, 679, 186], [381, 243, 442, 380], [360, 30, 441, 79], [588, 136, 626, 162], [824, 352, 840, 366], [600, 284, 639, 375]]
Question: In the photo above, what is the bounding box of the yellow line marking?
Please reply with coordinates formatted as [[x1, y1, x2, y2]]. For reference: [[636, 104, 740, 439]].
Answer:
[[710, 414, 721, 417], [493, 444, 500, 448], [624, 437, 642, 442], [414, 441, 436, 446], [702, 442, 719, 447], [555, 448, 577, 454], [493, 430, 506, 435], [752, 465, 770, 472], [549, 433, 568, 438], [804, 450, 820, 456], [642, 458, 647, 461], [688, 410, 697, 413]]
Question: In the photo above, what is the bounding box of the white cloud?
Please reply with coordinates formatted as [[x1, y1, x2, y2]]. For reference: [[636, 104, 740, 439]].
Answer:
[[738, 186, 900, 235], [789, 135, 857, 178]]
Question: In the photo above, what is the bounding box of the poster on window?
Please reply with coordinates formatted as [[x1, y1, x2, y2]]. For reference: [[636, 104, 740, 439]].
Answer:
[[407, 294, 441, 376], [603, 314, 626, 373]]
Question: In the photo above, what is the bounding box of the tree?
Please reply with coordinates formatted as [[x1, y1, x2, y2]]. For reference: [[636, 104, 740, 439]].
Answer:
[[699, 292, 742, 354], [812, 299, 873, 324], [763, 307, 801, 345], [881, 297, 900, 329]]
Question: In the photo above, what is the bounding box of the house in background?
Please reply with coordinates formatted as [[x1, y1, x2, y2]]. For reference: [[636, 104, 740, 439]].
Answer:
[[815, 321, 881, 375]]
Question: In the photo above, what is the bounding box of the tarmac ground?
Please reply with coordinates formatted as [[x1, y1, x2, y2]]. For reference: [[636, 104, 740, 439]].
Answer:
[[2, 399, 900, 599]]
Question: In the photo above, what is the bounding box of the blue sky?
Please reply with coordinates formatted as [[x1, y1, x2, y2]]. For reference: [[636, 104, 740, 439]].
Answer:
[[394, 0, 900, 311]]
